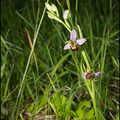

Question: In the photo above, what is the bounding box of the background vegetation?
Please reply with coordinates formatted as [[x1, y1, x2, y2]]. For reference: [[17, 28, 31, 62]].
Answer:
[[1, 0, 119, 120]]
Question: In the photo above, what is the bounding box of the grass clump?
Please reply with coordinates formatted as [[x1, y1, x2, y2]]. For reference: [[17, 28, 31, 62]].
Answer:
[[1, 0, 119, 120]]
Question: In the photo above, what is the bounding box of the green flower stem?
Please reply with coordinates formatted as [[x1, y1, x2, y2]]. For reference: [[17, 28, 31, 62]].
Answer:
[[77, 24, 83, 38], [91, 80, 98, 119], [61, 21, 71, 32], [81, 51, 98, 119], [78, 24, 98, 118], [81, 51, 91, 70], [75, 0, 78, 25]]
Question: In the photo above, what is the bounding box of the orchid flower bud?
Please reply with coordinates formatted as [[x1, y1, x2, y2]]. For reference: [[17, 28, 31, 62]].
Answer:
[[63, 10, 71, 20], [45, 2, 59, 17], [51, 4, 59, 17]]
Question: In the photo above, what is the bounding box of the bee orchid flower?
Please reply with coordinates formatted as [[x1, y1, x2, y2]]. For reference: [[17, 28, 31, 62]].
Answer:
[[83, 72, 101, 80], [64, 30, 86, 50]]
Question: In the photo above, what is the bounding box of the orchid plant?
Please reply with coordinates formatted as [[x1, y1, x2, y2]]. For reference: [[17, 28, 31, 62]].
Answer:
[[45, 2, 100, 119]]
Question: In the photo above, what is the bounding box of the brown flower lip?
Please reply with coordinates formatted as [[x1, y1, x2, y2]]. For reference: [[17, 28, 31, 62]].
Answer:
[[83, 72, 101, 80]]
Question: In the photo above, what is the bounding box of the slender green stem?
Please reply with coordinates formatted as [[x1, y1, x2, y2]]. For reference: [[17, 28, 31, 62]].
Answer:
[[12, 0, 49, 119], [91, 81, 98, 119], [75, 0, 78, 25], [61, 21, 71, 32], [79, 23, 98, 118], [81, 51, 98, 119], [66, 0, 71, 13]]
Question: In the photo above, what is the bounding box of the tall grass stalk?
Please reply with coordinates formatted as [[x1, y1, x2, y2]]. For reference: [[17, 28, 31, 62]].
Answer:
[[99, 22, 108, 100], [12, 0, 49, 119]]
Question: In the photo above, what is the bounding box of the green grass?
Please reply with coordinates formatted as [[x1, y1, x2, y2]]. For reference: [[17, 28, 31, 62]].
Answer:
[[1, 0, 119, 120]]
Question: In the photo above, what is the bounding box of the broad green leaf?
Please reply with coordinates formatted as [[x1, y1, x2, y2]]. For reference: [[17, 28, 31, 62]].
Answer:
[[85, 108, 95, 119], [33, 95, 48, 114], [51, 92, 67, 111], [76, 109, 84, 119], [78, 100, 91, 109], [68, 110, 77, 116]]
